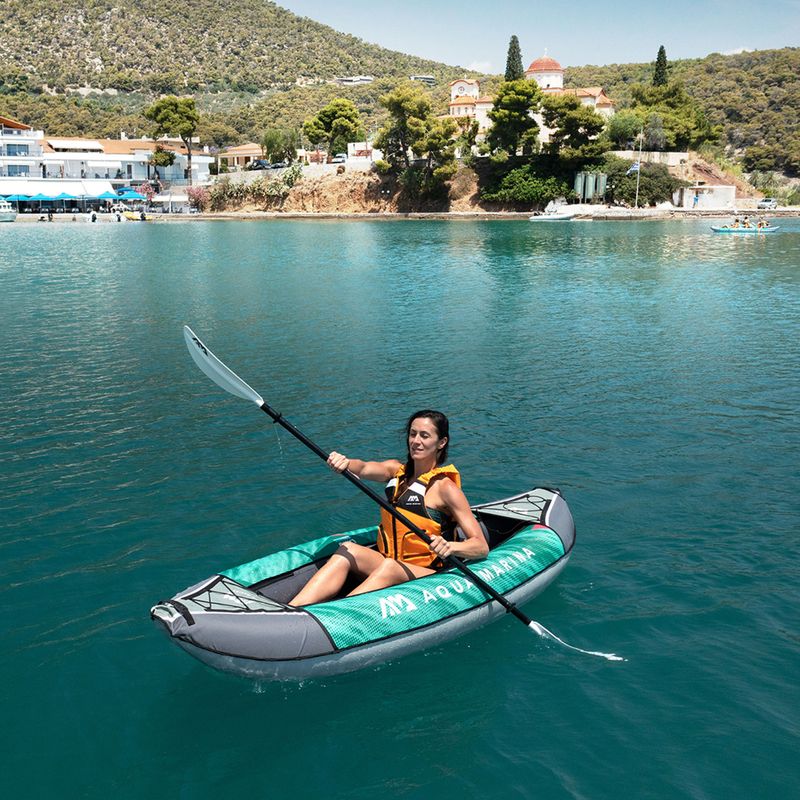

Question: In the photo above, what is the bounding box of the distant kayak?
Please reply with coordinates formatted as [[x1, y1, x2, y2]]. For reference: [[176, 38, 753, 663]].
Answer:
[[711, 225, 779, 233], [151, 487, 575, 681], [124, 211, 157, 222]]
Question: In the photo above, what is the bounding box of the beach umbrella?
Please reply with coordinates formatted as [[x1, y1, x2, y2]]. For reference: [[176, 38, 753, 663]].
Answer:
[[97, 191, 118, 200], [28, 193, 52, 212], [53, 192, 76, 212], [119, 190, 146, 200], [5, 194, 29, 210]]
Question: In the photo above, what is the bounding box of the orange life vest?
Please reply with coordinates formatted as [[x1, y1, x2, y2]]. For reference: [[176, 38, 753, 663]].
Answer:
[[378, 464, 461, 568]]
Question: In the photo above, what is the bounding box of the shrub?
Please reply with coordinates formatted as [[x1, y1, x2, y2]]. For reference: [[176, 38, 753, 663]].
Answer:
[[480, 165, 573, 206], [187, 186, 210, 211]]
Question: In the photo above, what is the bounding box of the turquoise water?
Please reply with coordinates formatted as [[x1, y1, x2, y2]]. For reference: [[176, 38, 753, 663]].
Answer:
[[2, 218, 798, 798]]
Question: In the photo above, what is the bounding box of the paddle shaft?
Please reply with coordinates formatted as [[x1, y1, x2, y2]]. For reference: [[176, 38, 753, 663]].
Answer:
[[258, 401, 535, 625]]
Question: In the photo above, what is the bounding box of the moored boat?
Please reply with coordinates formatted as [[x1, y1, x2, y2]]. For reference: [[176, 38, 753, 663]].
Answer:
[[123, 211, 157, 221], [0, 199, 17, 222], [529, 209, 575, 221], [151, 486, 575, 680]]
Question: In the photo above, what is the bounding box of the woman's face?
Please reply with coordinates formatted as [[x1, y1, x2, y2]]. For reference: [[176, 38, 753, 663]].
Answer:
[[408, 417, 446, 464]]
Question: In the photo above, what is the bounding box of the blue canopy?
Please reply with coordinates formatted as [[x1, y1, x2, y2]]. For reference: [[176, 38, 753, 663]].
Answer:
[[29, 193, 52, 201], [97, 191, 118, 200], [118, 190, 146, 200], [5, 194, 30, 201], [54, 192, 77, 200]]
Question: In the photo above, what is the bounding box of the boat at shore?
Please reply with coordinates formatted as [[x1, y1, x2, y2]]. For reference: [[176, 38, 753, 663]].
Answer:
[[151, 486, 575, 680], [0, 199, 17, 222], [123, 210, 157, 222], [529, 208, 576, 221]]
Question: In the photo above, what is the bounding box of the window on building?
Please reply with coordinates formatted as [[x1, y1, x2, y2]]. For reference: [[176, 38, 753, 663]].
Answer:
[[8, 165, 30, 176], [6, 143, 30, 156]]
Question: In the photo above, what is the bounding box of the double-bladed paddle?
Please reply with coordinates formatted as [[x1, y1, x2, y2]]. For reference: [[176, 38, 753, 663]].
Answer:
[[182, 325, 623, 660]]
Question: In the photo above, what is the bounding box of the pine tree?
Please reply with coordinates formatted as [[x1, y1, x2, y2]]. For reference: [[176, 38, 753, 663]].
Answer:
[[505, 36, 524, 81], [653, 45, 668, 86]]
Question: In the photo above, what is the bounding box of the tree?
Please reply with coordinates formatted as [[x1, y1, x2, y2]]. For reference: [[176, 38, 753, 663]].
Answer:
[[415, 116, 458, 197], [602, 154, 684, 206], [653, 46, 668, 87], [149, 144, 176, 168], [644, 113, 666, 151], [505, 36, 524, 81], [374, 83, 432, 169], [303, 98, 363, 160], [487, 79, 542, 156], [606, 109, 643, 148], [540, 94, 608, 162], [629, 82, 718, 150], [144, 96, 200, 185], [260, 129, 299, 163]]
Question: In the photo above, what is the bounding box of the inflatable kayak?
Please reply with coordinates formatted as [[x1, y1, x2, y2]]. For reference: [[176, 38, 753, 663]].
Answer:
[[151, 486, 575, 680], [711, 225, 779, 233]]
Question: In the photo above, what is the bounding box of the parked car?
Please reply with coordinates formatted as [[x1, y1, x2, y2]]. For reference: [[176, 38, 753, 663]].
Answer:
[[330, 153, 347, 163], [246, 159, 270, 171], [757, 197, 778, 210], [270, 161, 289, 170]]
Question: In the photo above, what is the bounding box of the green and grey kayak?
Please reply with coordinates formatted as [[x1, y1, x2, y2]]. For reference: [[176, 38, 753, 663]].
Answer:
[[150, 487, 575, 680]]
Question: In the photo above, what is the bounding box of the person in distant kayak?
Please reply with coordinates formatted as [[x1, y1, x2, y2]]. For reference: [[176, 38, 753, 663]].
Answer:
[[290, 410, 489, 606]]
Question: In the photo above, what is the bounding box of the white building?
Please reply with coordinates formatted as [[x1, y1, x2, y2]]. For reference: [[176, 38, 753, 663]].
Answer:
[[0, 114, 213, 201], [447, 55, 614, 147], [525, 54, 614, 143], [448, 79, 494, 131]]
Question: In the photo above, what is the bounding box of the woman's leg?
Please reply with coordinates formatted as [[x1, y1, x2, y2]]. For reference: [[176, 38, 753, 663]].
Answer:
[[347, 559, 435, 596], [290, 542, 385, 606]]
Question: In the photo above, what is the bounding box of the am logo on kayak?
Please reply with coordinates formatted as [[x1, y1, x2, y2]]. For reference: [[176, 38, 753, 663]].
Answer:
[[378, 546, 537, 619]]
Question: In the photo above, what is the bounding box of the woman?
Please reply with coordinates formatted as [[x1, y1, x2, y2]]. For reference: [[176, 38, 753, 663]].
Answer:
[[290, 410, 488, 606]]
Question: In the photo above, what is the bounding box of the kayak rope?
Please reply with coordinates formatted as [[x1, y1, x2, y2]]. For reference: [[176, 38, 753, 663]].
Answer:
[[527, 621, 626, 662]]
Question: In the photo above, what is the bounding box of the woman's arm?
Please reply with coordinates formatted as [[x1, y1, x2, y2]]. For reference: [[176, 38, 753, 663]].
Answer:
[[327, 451, 401, 482], [427, 479, 489, 560]]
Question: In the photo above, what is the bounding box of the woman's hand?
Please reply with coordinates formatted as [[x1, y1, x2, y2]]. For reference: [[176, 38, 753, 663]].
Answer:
[[327, 451, 351, 473], [428, 534, 454, 560]]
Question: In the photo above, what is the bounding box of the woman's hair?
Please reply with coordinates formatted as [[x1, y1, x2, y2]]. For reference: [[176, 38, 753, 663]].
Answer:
[[403, 410, 450, 477]]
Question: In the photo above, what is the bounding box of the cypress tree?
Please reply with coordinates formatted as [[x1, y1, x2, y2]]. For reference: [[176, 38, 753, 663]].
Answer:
[[505, 35, 524, 81], [653, 45, 668, 86]]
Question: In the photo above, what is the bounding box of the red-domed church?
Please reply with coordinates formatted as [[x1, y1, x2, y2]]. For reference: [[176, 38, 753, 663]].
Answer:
[[525, 54, 614, 117]]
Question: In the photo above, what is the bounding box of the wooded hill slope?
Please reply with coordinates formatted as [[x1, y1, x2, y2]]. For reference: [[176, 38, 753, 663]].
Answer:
[[0, 0, 460, 93], [568, 48, 800, 173]]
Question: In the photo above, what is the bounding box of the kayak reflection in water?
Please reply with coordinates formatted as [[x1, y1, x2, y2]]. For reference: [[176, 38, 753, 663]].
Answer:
[[290, 410, 489, 606]]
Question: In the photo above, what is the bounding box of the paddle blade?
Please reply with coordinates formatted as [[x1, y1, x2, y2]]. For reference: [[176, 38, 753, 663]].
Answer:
[[183, 326, 264, 407]]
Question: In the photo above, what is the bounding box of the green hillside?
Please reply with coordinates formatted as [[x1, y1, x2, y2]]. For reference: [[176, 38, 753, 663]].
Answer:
[[0, 0, 461, 92], [567, 48, 800, 174]]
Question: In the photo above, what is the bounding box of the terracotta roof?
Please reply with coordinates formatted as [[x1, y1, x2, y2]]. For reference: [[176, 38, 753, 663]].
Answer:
[[0, 114, 31, 130], [36, 135, 192, 156], [537, 86, 614, 105], [476, 96, 494, 104], [527, 55, 563, 72], [220, 142, 261, 155], [449, 96, 477, 106]]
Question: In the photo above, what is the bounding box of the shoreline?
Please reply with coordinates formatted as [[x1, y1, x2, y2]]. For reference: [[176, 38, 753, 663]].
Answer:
[[8, 207, 800, 223]]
